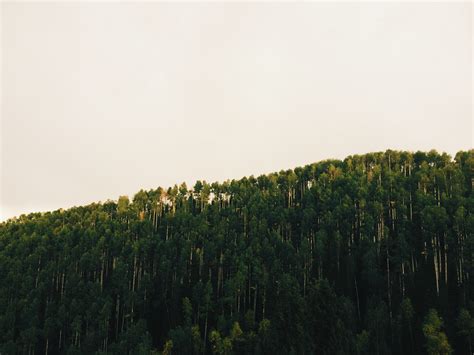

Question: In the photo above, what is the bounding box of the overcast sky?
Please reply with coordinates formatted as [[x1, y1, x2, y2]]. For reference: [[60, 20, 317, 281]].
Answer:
[[1, 2, 472, 221]]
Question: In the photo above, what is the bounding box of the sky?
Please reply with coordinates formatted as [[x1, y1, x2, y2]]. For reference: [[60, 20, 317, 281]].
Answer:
[[1, 2, 472, 221]]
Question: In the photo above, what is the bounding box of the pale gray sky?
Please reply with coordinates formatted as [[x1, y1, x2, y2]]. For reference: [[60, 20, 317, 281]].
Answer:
[[1, 2, 472, 221]]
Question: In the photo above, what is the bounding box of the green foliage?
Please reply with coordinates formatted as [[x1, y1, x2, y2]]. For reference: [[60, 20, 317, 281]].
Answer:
[[162, 339, 173, 355], [117, 195, 130, 214], [306, 279, 354, 354], [400, 298, 414, 323], [210, 330, 232, 355], [0, 150, 472, 354], [456, 308, 474, 354], [355, 330, 370, 355], [422, 309, 452, 355]]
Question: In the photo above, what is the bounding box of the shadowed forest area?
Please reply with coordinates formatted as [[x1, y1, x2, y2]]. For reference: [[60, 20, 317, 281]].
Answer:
[[0, 150, 473, 354]]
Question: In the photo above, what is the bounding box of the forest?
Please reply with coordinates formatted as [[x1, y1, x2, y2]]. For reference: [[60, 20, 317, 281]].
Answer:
[[0, 150, 473, 355]]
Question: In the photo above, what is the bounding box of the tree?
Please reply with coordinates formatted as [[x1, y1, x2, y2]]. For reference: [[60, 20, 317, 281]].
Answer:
[[306, 279, 354, 354], [0, 150, 471, 354], [162, 340, 173, 355], [456, 308, 474, 355], [422, 309, 452, 355], [399, 298, 415, 352]]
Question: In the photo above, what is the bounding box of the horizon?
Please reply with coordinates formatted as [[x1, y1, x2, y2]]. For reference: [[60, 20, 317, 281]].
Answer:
[[1, 147, 469, 222], [1, 2, 472, 222]]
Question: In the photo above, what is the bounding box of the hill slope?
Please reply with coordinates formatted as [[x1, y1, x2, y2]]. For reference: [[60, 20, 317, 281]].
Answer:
[[1, 150, 473, 354]]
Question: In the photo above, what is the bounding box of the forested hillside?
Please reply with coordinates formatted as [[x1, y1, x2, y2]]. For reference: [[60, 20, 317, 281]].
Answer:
[[1, 150, 473, 355]]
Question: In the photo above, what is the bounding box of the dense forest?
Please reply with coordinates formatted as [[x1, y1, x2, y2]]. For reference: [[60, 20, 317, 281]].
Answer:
[[0, 150, 473, 355]]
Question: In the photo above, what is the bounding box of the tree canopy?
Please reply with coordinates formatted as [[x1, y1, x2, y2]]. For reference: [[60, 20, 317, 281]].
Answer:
[[0, 149, 472, 354]]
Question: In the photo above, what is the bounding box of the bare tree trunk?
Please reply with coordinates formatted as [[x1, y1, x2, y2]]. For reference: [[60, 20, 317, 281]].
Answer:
[[355, 277, 361, 321], [203, 313, 208, 355], [433, 236, 440, 296], [444, 237, 448, 286], [253, 284, 258, 321]]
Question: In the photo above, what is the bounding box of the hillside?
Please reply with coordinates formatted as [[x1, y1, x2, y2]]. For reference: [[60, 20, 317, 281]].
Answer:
[[1, 150, 473, 354]]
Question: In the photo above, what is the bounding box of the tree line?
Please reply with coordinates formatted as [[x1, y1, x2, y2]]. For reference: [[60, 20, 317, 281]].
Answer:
[[0, 150, 473, 354]]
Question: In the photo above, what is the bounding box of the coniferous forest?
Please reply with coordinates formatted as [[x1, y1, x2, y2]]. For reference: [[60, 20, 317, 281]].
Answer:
[[1, 150, 473, 355]]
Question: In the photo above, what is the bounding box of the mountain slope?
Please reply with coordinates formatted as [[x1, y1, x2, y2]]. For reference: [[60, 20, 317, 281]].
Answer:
[[1, 150, 473, 354]]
